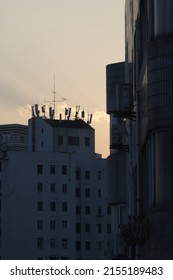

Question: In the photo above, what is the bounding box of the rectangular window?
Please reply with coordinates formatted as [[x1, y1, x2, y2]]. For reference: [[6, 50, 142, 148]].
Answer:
[[98, 241, 102, 250], [62, 239, 68, 249], [50, 202, 56, 211], [85, 137, 90, 146], [107, 206, 111, 215], [85, 188, 90, 197], [97, 207, 102, 216], [37, 201, 43, 211], [76, 188, 80, 197], [98, 171, 102, 180], [85, 171, 90, 180], [76, 223, 80, 233], [85, 206, 90, 215], [37, 164, 43, 174], [37, 183, 43, 192], [76, 241, 81, 251], [50, 165, 55, 174], [85, 241, 90, 250], [62, 184, 67, 193], [85, 224, 90, 232], [62, 220, 68, 228], [107, 224, 111, 233], [68, 136, 80, 146], [76, 168, 81, 180], [98, 224, 102, 233], [62, 202, 67, 212], [58, 136, 63, 145], [50, 238, 56, 249], [37, 220, 43, 230], [50, 183, 55, 192], [98, 189, 101, 198], [50, 220, 56, 230], [62, 165, 67, 175], [76, 206, 81, 215], [37, 238, 43, 249]]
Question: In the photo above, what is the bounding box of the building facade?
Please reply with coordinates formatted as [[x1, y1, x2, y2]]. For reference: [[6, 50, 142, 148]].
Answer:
[[0, 110, 111, 259], [107, 0, 173, 259]]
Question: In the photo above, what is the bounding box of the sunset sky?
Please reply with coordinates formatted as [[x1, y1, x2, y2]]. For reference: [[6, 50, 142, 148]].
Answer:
[[0, 0, 125, 157]]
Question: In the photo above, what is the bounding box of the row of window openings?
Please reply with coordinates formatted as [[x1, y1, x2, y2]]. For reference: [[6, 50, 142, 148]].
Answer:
[[37, 220, 111, 233], [40, 131, 90, 147], [37, 183, 67, 193], [37, 165, 67, 175], [37, 201, 67, 212], [37, 165, 102, 181], [37, 239, 111, 251], [37, 184, 101, 198], [37, 202, 111, 216]]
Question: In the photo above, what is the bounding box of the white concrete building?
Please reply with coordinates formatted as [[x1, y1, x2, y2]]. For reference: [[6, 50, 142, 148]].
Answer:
[[0, 112, 111, 259]]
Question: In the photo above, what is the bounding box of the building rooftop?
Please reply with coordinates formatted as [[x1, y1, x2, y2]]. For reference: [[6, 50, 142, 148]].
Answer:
[[43, 118, 94, 130]]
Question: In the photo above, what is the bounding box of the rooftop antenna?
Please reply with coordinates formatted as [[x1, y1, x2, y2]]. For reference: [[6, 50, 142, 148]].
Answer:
[[44, 75, 67, 119], [75, 105, 80, 119], [52, 74, 56, 114]]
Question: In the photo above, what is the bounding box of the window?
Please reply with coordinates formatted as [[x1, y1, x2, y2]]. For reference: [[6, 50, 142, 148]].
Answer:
[[62, 202, 67, 212], [62, 220, 68, 228], [98, 241, 102, 250], [37, 183, 43, 192], [85, 206, 90, 215], [85, 188, 90, 197], [76, 223, 80, 233], [98, 171, 102, 180], [50, 202, 56, 211], [62, 239, 68, 249], [37, 201, 43, 211], [85, 241, 90, 250], [37, 238, 43, 249], [97, 207, 102, 216], [85, 171, 90, 180], [85, 137, 90, 146], [37, 220, 43, 230], [85, 224, 90, 233], [50, 165, 55, 174], [76, 206, 81, 215], [0, 162, 1, 173], [107, 224, 111, 233], [76, 241, 81, 251], [98, 224, 102, 233], [37, 164, 43, 174], [68, 136, 79, 146], [62, 184, 67, 193], [58, 136, 63, 145], [76, 168, 81, 180], [62, 165, 67, 175], [76, 188, 80, 197], [107, 206, 111, 215], [98, 189, 101, 198], [50, 220, 56, 230], [50, 183, 55, 192], [50, 238, 56, 249]]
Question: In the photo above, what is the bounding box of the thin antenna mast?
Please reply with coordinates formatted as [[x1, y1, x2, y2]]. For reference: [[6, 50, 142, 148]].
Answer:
[[52, 75, 56, 114], [44, 75, 67, 119]]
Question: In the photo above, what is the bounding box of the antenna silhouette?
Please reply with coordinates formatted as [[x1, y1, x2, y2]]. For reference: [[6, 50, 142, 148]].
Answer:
[[44, 75, 67, 119]]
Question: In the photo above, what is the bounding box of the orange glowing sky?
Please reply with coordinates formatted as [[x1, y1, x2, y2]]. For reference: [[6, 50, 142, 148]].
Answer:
[[0, 0, 125, 157]]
